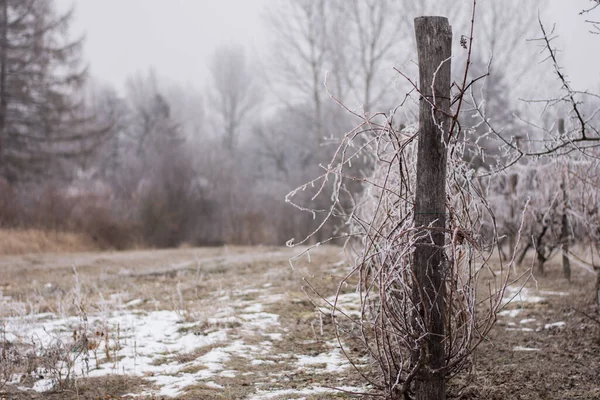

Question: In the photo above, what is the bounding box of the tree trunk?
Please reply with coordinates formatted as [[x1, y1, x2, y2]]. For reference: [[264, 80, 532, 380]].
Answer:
[[560, 182, 570, 281], [508, 173, 518, 259], [536, 249, 546, 276], [517, 242, 531, 266], [412, 16, 452, 400], [596, 267, 600, 317], [558, 119, 571, 282], [534, 224, 549, 276]]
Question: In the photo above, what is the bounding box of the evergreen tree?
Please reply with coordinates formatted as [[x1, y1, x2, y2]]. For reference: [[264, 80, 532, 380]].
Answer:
[[0, 0, 107, 182]]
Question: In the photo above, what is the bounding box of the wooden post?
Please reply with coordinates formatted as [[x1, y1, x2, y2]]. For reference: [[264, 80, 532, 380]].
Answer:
[[412, 16, 452, 400], [558, 118, 571, 282]]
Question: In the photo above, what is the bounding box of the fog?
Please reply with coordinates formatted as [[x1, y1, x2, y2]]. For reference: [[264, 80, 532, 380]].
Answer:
[[57, 0, 599, 90], [1, 0, 599, 249], [56, 0, 271, 91], [2, 3, 600, 399]]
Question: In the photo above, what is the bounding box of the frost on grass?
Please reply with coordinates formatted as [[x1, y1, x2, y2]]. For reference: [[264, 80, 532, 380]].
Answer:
[[2, 248, 361, 398], [499, 287, 571, 334], [317, 291, 362, 318], [502, 286, 546, 306], [3, 290, 285, 398], [499, 286, 573, 317], [248, 385, 364, 400], [296, 346, 349, 373], [513, 346, 540, 352], [544, 321, 566, 330], [499, 309, 523, 318]]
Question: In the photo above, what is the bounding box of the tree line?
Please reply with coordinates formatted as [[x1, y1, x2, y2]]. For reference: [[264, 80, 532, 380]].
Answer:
[[2, 0, 598, 257]]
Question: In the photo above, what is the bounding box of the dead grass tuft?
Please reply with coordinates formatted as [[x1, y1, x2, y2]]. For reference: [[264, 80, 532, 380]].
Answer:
[[0, 229, 101, 255]]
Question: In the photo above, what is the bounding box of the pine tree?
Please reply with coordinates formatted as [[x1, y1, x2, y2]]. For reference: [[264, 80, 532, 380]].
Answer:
[[0, 0, 107, 183]]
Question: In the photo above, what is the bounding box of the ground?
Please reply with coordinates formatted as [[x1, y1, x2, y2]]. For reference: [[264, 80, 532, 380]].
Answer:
[[0, 245, 598, 399]]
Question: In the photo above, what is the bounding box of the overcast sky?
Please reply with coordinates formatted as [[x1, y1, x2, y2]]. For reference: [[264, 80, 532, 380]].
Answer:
[[56, 0, 599, 92]]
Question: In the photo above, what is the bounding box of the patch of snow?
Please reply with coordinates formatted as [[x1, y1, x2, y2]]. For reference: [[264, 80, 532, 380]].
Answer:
[[149, 373, 200, 398], [504, 287, 545, 305], [538, 290, 569, 296], [251, 359, 276, 366], [519, 318, 536, 324], [5, 309, 231, 397], [505, 327, 535, 332], [264, 333, 283, 341], [199, 347, 231, 370], [207, 316, 238, 325], [5, 280, 309, 398], [122, 298, 144, 308], [219, 370, 237, 378], [513, 346, 540, 351], [243, 303, 265, 313], [544, 321, 566, 329], [32, 379, 54, 392], [241, 311, 279, 327], [297, 347, 348, 373], [234, 288, 262, 296], [320, 292, 362, 317], [249, 385, 365, 400], [498, 309, 523, 318], [259, 293, 286, 304]]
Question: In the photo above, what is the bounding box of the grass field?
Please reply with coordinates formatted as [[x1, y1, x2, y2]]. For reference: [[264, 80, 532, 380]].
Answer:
[[0, 229, 101, 255], [0, 245, 599, 399]]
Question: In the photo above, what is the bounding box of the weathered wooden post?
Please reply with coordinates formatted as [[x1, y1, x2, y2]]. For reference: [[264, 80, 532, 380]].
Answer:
[[412, 16, 452, 400]]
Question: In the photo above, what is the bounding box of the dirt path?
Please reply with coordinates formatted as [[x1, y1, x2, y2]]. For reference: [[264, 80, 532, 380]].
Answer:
[[0, 246, 302, 300]]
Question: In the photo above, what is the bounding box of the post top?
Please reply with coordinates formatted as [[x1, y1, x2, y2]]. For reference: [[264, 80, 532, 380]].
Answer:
[[414, 16, 452, 35], [414, 16, 449, 22]]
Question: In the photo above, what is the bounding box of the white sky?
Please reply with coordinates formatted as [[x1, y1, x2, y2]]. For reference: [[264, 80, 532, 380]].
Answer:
[[56, 0, 599, 92], [56, 0, 272, 91]]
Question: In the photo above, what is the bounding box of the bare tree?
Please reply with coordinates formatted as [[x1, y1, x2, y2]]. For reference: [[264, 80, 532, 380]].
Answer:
[[208, 44, 259, 152]]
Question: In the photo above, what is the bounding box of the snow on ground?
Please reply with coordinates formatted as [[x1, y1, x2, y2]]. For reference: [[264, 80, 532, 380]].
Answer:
[[502, 286, 547, 305], [544, 321, 566, 329], [499, 308, 523, 318], [2, 271, 362, 399], [499, 285, 569, 333], [3, 286, 288, 398], [513, 346, 540, 352], [519, 318, 536, 324], [297, 345, 348, 373], [318, 291, 362, 318], [248, 385, 365, 400]]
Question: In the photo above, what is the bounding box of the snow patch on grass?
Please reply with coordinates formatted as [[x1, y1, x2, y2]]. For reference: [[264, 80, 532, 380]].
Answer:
[[504, 287, 546, 305], [544, 321, 566, 329], [519, 318, 536, 324], [5, 297, 283, 397], [506, 327, 535, 332], [319, 291, 362, 317], [248, 385, 364, 399], [499, 309, 523, 318], [297, 346, 349, 373], [513, 346, 540, 351]]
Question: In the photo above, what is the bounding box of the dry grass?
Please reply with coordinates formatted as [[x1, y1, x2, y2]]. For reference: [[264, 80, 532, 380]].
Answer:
[[0, 229, 101, 255], [1, 246, 598, 399]]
